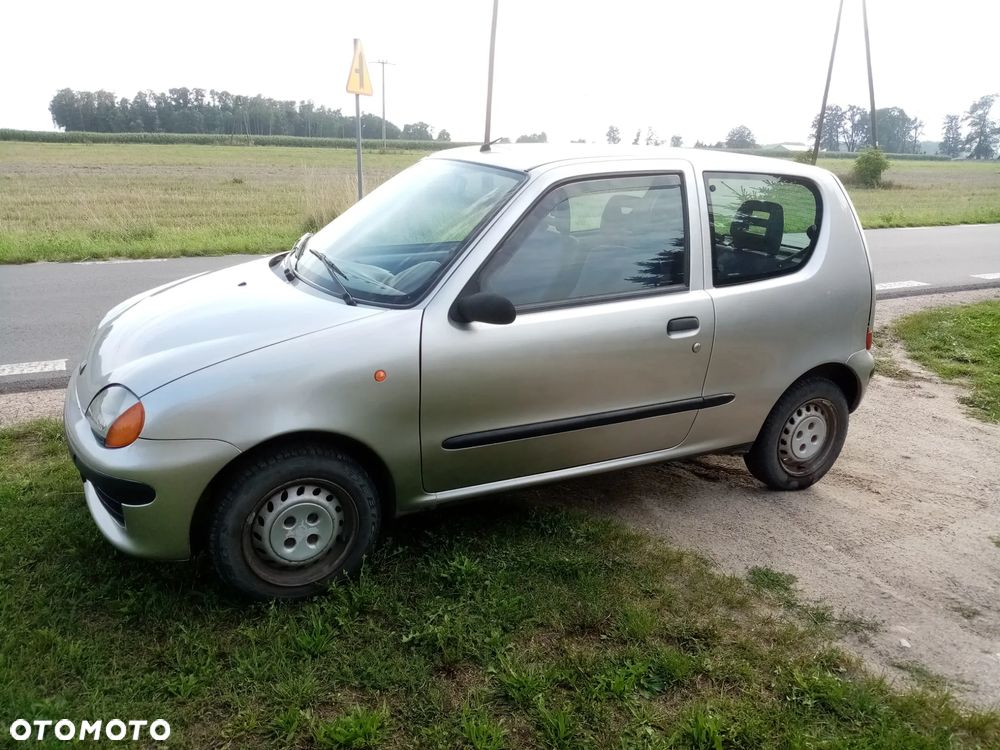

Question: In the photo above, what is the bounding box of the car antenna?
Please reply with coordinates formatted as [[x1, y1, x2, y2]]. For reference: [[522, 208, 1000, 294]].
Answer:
[[480, 0, 500, 152]]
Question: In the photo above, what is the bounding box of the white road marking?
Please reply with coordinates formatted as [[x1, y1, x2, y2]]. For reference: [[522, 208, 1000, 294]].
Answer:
[[875, 280, 929, 291], [74, 258, 169, 265], [971, 272, 1000, 280], [0, 359, 68, 377]]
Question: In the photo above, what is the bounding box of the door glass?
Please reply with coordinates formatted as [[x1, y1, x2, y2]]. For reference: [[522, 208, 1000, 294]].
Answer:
[[704, 172, 822, 287], [478, 174, 688, 307]]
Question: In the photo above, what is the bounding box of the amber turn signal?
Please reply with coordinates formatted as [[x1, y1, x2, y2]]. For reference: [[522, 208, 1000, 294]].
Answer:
[[105, 402, 145, 448]]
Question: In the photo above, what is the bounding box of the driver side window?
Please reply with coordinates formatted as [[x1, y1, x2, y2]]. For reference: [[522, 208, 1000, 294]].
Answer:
[[477, 174, 688, 308]]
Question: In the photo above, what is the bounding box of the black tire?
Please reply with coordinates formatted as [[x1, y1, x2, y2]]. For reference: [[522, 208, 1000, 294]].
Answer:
[[744, 377, 849, 491], [208, 442, 380, 600]]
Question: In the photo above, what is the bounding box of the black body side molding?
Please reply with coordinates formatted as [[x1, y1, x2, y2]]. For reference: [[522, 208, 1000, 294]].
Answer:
[[442, 394, 735, 450]]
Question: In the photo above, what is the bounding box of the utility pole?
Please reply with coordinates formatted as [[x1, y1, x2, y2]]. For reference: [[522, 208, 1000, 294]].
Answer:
[[481, 0, 499, 151], [372, 59, 394, 150], [862, 0, 878, 149], [811, 0, 844, 165]]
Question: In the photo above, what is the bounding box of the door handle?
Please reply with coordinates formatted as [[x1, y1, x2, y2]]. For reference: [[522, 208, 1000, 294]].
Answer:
[[667, 316, 700, 336]]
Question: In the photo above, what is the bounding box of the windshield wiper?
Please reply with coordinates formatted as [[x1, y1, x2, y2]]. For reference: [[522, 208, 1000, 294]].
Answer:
[[308, 248, 357, 306]]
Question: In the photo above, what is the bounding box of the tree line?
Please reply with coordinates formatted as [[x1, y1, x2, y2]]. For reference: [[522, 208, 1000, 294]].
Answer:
[[809, 95, 1000, 158], [602, 95, 1000, 159], [48, 88, 451, 142]]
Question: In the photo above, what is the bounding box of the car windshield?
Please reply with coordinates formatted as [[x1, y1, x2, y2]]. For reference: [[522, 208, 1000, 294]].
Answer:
[[295, 159, 525, 305]]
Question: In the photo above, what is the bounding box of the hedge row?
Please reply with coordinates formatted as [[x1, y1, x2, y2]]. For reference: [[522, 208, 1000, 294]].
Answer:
[[724, 147, 952, 162], [0, 129, 473, 151], [0, 129, 954, 161]]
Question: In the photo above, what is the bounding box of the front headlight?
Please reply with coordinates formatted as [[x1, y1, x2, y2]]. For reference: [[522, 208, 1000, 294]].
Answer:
[[86, 385, 145, 448]]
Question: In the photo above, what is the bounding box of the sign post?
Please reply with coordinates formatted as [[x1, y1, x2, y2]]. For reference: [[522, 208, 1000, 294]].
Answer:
[[346, 38, 373, 200]]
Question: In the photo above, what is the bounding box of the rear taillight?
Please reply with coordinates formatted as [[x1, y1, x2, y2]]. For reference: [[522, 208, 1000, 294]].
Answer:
[[866, 327, 873, 351]]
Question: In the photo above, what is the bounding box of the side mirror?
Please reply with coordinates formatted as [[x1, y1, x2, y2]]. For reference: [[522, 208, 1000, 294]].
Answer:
[[452, 292, 517, 325]]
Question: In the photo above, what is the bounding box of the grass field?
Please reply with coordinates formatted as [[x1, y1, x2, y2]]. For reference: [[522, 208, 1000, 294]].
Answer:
[[2, 142, 1000, 263], [0, 142, 425, 263], [818, 158, 1000, 229], [2, 420, 999, 748], [895, 300, 1000, 422]]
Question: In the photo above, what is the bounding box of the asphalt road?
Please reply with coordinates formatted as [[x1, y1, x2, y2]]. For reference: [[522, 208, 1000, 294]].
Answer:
[[1, 224, 999, 393]]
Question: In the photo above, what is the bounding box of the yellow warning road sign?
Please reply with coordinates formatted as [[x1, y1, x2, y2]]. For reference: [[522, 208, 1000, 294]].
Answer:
[[346, 39, 373, 96]]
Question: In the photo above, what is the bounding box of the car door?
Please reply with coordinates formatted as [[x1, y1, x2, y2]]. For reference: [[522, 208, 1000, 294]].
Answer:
[[420, 167, 718, 493]]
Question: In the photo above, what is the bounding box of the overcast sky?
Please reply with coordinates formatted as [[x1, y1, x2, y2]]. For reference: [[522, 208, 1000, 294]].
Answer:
[[3, 0, 997, 145]]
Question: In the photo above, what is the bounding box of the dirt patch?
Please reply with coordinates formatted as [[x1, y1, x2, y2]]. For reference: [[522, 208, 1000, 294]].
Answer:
[[537, 288, 1000, 706], [0, 387, 65, 428]]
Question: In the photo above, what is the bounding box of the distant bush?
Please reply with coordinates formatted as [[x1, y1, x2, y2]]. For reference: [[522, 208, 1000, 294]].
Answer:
[[0, 129, 472, 151], [852, 148, 891, 187]]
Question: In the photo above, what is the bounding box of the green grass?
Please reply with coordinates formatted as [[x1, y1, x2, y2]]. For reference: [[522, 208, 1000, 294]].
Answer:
[[818, 157, 1000, 228], [0, 142, 426, 263], [894, 300, 1000, 422], [2, 142, 1000, 263], [2, 420, 998, 748]]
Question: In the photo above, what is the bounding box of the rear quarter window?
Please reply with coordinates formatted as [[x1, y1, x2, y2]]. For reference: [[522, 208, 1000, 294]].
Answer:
[[705, 172, 822, 287]]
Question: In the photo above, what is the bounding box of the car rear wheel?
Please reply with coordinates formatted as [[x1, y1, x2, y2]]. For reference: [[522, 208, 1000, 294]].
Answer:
[[209, 443, 380, 600], [744, 377, 849, 491]]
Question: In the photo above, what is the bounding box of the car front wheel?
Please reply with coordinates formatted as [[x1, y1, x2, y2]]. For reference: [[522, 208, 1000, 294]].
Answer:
[[209, 443, 380, 600], [744, 377, 849, 491]]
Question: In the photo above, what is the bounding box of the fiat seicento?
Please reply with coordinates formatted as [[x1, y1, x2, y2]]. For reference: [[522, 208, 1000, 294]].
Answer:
[[65, 145, 875, 599]]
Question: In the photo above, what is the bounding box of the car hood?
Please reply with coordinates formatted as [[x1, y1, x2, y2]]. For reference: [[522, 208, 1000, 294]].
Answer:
[[76, 255, 381, 403]]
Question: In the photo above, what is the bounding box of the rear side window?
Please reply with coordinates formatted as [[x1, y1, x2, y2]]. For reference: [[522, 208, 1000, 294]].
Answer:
[[705, 172, 822, 287]]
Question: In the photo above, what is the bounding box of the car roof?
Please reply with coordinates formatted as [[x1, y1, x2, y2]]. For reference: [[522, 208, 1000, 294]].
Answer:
[[427, 143, 830, 180]]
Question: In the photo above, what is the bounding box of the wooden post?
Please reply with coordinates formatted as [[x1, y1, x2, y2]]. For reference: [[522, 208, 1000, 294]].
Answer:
[[481, 0, 499, 151], [863, 0, 878, 148], [811, 0, 844, 165]]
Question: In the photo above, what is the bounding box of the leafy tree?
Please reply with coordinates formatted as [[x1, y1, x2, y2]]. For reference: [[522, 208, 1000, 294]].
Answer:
[[940, 115, 963, 157], [810, 105, 844, 151], [963, 95, 999, 160], [49, 88, 83, 131], [908, 118, 924, 154], [359, 113, 400, 139], [401, 121, 434, 140], [874, 107, 918, 153], [436, 129, 451, 142], [670, 135, 682, 147], [606, 125, 621, 144], [632, 129, 641, 146], [842, 105, 869, 152], [515, 132, 547, 143], [725, 125, 757, 149]]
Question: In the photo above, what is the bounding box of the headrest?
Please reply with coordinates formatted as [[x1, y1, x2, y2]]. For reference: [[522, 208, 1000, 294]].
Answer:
[[730, 199, 783, 253], [600, 194, 640, 231], [544, 198, 572, 234]]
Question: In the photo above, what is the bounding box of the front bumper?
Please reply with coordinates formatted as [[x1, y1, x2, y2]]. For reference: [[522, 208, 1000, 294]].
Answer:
[[64, 373, 241, 560]]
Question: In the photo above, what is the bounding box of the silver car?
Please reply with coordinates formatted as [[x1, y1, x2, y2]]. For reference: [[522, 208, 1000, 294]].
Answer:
[[64, 146, 875, 599]]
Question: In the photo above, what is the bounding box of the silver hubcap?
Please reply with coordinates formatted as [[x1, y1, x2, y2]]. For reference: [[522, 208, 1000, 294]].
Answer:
[[251, 484, 345, 567], [778, 399, 836, 475]]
